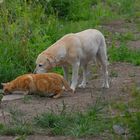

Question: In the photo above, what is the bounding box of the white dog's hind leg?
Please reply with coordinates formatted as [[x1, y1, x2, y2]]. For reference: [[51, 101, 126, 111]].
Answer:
[[101, 65, 109, 88], [70, 61, 80, 92], [78, 64, 88, 88], [62, 66, 69, 82]]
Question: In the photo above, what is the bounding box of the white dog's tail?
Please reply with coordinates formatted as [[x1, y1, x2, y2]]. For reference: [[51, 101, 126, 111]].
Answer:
[[96, 34, 109, 66]]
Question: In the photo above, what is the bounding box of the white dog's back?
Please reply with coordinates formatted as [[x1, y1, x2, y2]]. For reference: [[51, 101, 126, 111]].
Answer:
[[75, 29, 106, 59]]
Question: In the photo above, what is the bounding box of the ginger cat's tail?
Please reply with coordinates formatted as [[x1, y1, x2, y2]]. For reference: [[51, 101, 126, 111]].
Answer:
[[61, 77, 71, 91]]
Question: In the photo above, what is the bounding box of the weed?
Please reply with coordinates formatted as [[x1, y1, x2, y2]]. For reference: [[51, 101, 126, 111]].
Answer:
[[110, 70, 118, 78], [114, 32, 135, 42], [111, 102, 128, 112], [128, 73, 136, 77], [110, 82, 140, 139], [108, 43, 140, 65], [0, 123, 33, 136], [130, 112, 140, 140], [0, 92, 5, 124], [34, 103, 111, 137], [22, 95, 32, 104], [0, 108, 33, 135], [14, 135, 27, 140], [121, 85, 129, 93], [129, 93, 140, 109], [34, 112, 72, 135], [112, 112, 140, 140], [130, 84, 140, 97], [106, 0, 136, 17]]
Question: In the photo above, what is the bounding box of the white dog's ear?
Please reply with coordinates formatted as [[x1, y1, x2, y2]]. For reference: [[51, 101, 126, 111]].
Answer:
[[46, 57, 51, 64], [46, 57, 57, 67]]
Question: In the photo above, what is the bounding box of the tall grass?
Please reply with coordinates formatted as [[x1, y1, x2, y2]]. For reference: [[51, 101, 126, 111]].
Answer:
[[0, 0, 139, 83]]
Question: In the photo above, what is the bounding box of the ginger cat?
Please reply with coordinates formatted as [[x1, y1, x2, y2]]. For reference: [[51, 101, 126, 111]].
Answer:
[[2, 73, 71, 98]]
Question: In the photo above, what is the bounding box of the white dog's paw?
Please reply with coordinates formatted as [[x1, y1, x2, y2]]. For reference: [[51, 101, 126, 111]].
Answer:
[[70, 85, 76, 93], [102, 83, 109, 88], [78, 83, 86, 88]]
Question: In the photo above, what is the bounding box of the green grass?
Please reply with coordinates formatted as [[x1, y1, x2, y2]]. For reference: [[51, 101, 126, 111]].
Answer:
[[34, 105, 111, 137], [112, 112, 140, 140], [0, 0, 140, 83], [110, 70, 118, 78], [108, 43, 140, 65], [0, 100, 112, 137], [22, 95, 33, 104], [113, 32, 135, 42], [110, 83, 140, 140], [0, 123, 33, 136], [0, 108, 33, 136]]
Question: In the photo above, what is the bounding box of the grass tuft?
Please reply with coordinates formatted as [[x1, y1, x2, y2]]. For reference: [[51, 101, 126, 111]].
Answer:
[[108, 43, 140, 65], [0, 108, 33, 136], [34, 105, 111, 137]]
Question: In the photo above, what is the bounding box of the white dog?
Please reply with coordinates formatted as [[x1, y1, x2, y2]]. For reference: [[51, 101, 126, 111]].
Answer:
[[34, 29, 109, 92]]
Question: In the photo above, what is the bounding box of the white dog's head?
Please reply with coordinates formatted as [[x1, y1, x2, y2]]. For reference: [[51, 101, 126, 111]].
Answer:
[[34, 53, 55, 74]]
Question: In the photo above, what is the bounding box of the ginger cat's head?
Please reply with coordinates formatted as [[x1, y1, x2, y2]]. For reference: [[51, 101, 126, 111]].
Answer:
[[1, 82, 13, 95]]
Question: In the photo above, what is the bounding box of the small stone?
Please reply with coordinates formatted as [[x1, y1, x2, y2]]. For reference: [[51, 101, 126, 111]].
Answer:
[[113, 124, 125, 135], [2, 95, 24, 101]]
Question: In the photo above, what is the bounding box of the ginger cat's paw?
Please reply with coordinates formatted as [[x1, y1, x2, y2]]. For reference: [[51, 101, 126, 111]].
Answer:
[[53, 94, 61, 99]]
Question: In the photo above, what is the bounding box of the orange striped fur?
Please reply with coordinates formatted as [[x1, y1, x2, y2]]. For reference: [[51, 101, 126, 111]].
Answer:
[[2, 73, 71, 98]]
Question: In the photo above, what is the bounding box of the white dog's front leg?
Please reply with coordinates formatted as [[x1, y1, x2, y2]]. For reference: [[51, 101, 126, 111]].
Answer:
[[70, 62, 80, 92]]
